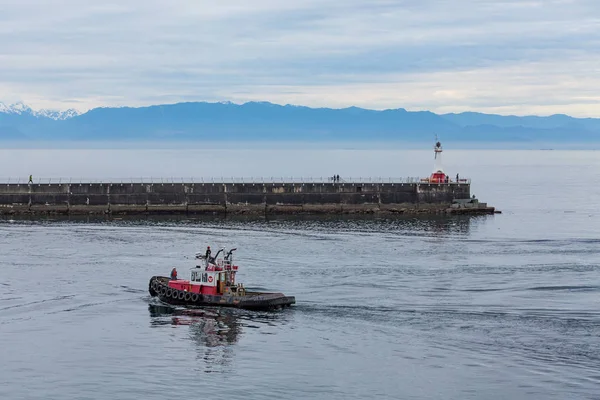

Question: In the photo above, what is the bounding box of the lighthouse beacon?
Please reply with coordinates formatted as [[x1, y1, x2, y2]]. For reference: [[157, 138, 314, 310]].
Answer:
[[429, 138, 447, 183]]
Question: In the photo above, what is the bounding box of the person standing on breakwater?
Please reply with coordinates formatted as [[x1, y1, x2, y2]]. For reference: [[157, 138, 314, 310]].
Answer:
[[28, 175, 33, 184], [456, 173, 459, 182]]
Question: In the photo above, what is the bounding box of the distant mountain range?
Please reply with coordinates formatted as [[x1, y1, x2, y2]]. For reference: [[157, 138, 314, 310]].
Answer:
[[1, 100, 599, 143], [0, 102, 80, 121]]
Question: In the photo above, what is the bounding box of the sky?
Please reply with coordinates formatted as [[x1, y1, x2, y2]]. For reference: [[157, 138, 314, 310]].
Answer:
[[1, 0, 600, 117]]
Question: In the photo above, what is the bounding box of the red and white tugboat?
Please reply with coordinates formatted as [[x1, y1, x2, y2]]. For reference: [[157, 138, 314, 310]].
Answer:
[[148, 247, 295, 310]]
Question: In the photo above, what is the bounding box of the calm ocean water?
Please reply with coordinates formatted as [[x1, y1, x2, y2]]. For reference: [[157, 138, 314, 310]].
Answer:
[[1, 147, 599, 399]]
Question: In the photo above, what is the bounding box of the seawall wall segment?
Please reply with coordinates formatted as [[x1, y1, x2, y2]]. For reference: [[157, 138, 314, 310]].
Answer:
[[0, 181, 490, 216]]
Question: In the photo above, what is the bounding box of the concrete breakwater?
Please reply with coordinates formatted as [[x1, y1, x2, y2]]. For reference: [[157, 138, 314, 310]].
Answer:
[[0, 181, 495, 216]]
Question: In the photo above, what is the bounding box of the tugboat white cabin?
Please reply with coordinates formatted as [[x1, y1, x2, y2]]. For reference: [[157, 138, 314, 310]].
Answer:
[[168, 248, 243, 296]]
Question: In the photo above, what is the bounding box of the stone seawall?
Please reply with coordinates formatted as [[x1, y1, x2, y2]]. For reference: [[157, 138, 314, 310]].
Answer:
[[0, 181, 494, 216]]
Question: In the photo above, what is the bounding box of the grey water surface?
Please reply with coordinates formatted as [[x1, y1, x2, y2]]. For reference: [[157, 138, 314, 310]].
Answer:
[[0, 148, 599, 399]]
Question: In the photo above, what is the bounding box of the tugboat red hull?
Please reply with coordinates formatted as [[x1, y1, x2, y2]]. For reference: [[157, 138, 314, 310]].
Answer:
[[149, 276, 295, 311]]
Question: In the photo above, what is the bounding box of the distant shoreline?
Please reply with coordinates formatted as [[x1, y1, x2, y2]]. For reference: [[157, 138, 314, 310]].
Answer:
[[0, 140, 598, 150]]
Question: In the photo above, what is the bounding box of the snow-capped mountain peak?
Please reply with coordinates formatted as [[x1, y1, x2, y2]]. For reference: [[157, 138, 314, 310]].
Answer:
[[8, 101, 33, 115], [0, 101, 33, 115], [33, 108, 80, 120], [0, 102, 80, 120]]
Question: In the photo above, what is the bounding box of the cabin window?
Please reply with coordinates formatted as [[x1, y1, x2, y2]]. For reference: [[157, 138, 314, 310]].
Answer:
[[356, 186, 362, 193]]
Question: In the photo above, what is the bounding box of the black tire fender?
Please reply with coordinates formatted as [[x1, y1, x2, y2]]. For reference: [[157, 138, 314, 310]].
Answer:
[[148, 280, 157, 296]]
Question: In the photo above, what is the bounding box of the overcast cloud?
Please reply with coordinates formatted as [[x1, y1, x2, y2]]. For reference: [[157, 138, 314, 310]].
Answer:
[[1, 0, 599, 116]]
